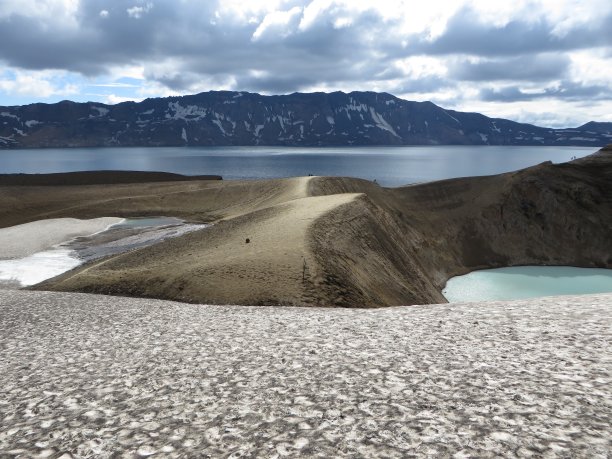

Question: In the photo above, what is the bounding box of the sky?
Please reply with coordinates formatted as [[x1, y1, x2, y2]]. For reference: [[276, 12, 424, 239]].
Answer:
[[0, 0, 610, 128]]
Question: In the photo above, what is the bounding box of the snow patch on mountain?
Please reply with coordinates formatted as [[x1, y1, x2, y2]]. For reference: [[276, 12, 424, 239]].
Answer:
[[0, 112, 19, 120], [369, 107, 398, 137], [91, 106, 109, 117], [166, 102, 207, 121]]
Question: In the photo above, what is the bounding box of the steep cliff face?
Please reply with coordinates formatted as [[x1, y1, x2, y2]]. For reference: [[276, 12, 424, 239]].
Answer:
[[1, 91, 610, 148], [386, 148, 612, 287]]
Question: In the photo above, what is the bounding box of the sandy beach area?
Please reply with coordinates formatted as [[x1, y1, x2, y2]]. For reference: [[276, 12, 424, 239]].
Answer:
[[0, 217, 123, 259], [0, 290, 610, 458]]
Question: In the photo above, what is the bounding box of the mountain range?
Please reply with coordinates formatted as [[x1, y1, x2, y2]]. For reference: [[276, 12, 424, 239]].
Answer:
[[1, 90, 611, 148]]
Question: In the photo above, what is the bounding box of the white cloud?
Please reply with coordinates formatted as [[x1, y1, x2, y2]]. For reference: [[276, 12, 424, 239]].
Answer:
[[567, 51, 612, 87], [0, 0, 78, 20], [88, 82, 139, 88], [127, 3, 153, 19], [252, 6, 303, 41], [0, 0, 610, 127], [395, 56, 448, 79], [0, 69, 78, 98], [104, 94, 143, 105], [108, 65, 146, 81], [453, 98, 612, 127]]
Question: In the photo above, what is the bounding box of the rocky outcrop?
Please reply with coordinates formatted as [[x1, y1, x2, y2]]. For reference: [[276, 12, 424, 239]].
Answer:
[[1, 91, 610, 148]]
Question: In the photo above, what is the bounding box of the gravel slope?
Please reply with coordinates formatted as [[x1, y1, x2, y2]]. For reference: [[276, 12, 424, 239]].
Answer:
[[1, 291, 610, 458]]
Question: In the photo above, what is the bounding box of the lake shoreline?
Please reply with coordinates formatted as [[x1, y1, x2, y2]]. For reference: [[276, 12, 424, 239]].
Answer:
[[0, 145, 598, 187]]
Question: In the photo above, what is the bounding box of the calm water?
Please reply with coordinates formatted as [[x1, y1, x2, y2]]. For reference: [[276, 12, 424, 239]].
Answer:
[[0, 145, 598, 186], [443, 266, 612, 303]]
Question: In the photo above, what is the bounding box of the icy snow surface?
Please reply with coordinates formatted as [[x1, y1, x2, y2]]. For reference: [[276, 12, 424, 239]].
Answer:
[[0, 291, 610, 458], [0, 218, 205, 288], [0, 249, 81, 287]]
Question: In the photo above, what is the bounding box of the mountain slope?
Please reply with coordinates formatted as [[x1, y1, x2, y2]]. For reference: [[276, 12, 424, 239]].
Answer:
[[1, 91, 610, 148]]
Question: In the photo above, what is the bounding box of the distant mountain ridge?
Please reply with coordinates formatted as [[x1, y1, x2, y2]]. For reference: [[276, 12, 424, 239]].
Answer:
[[1, 91, 610, 148]]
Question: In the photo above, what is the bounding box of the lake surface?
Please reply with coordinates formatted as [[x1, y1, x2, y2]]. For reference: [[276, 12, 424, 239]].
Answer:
[[443, 266, 612, 303], [0, 145, 598, 186]]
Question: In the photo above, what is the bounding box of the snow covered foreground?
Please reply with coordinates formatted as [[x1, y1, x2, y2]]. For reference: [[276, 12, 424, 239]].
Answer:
[[0, 291, 610, 458]]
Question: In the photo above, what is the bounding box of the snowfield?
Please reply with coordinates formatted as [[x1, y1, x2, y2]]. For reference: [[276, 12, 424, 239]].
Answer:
[[0, 291, 610, 458]]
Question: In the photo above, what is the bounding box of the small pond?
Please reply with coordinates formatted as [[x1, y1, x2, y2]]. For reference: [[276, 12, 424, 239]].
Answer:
[[0, 217, 207, 288], [443, 266, 612, 303]]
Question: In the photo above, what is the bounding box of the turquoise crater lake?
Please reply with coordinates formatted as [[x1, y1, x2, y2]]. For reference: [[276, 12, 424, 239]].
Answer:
[[443, 266, 612, 303]]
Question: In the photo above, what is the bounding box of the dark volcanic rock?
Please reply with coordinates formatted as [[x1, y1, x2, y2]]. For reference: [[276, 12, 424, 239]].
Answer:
[[0, 171, 221, 186], [1, 91, 610, 148]]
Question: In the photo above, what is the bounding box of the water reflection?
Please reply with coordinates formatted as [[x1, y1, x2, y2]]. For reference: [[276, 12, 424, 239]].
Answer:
[[1, 145, 598, 187]]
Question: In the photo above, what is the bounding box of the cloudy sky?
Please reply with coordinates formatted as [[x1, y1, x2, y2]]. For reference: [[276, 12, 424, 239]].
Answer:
[[0, 0, 610, 127]]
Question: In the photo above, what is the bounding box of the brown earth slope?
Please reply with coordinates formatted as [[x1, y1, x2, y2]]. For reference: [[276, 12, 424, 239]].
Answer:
[[3, 146, 611, 307]]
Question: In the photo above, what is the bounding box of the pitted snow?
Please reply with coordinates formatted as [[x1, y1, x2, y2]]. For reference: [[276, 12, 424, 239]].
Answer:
[[0, 292, 609, 457]]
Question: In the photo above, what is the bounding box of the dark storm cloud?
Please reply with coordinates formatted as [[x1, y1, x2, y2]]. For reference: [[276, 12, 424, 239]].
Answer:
[[390, 76, 454, 95], [450, 54, 570, 82], [480, 81, 612, 102], [0, 1, 610, 97], [0, 0, 391, 85], [234, 74, 319, 94], [0, 1, 226, 75], [409, 8, 612, 57]]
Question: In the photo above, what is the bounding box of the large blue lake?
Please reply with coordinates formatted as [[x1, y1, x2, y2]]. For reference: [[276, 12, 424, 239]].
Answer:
[[0, 145, 598, 186]]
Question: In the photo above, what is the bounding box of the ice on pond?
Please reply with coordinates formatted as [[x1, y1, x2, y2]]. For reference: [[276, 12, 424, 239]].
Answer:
[[0, 217, 207, 288], [443, 266, 612, 302], [0, 248, 81, 287]]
